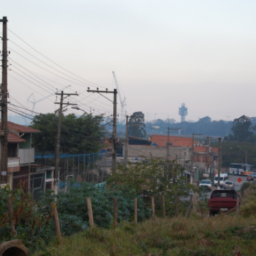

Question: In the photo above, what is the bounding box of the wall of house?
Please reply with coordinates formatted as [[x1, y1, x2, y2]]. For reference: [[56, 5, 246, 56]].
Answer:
[[125, 145, 191, 161], [19, 134, 31, 149]]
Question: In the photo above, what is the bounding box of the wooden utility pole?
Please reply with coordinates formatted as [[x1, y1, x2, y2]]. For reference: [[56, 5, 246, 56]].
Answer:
[[41, 137, 45, 166], [87, 88, 118, 171], [125, 115, 129, 165], [0, 17, 8, 184], [167, 127, 170, 160], [207, 137, 210, 172], [217, 137, 221, 189], [54, 91, 78, 194]]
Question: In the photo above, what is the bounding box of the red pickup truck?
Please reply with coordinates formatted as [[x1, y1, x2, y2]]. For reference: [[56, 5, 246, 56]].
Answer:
[[208, 189, 239, 216]]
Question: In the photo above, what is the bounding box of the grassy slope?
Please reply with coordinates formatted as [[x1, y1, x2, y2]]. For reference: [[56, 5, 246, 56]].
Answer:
[[38, 214, 256, 256]]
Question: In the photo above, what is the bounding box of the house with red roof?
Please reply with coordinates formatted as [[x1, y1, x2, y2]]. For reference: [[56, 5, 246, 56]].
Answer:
[[1, 121, 54, 197], [151, 134, 218, 173]]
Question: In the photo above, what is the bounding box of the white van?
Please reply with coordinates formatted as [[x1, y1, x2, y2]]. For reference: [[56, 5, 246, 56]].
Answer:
[[214, 174, 228, 187]]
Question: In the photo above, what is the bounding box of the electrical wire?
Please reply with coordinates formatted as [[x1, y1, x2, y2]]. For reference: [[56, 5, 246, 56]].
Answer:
[[8, 29, 107, 89]]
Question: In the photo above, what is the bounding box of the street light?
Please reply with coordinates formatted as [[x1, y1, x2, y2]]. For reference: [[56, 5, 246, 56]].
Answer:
[[71, 106, 87, 114]]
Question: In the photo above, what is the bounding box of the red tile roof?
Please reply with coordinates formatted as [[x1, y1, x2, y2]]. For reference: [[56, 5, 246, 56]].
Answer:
[[0, 121, 41, 133], [8, 133, 26, 143], [151, 135, 196, 147]]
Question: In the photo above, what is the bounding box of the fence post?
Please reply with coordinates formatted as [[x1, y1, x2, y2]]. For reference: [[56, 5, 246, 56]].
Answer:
[[7, 196, 17, 237], [151, 196, 155, 220], [51, 202, 61, 244], [113, 198, 118, 228], [175, 195, 179, 217], [236, 195, 240, 216], [162, 195, 166, 218], [86, 197, 94, 231], [134, 198, 137, 225], [193, 192, 198, 214]]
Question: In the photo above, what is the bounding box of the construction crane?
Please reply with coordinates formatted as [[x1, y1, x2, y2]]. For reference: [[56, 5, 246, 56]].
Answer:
[[27, 85, 71, 112], [112, 71, 126, 123]]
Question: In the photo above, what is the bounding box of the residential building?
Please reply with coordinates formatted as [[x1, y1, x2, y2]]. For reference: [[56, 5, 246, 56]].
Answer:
[[1, 121, 54, 198]]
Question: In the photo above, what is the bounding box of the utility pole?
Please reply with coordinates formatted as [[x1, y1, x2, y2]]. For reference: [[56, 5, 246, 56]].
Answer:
[[245, 150, 247, 164], [217, 137, 222, 189], [125, 115, 129, 166], [54, 91, 78, 194], [190, 133, 203, 184], [167, 127, 170, 160], [87, 88, 118, 171], [0, 17, 8, 185], [207, 137, 210, 173], [41, 137, 45, 167]]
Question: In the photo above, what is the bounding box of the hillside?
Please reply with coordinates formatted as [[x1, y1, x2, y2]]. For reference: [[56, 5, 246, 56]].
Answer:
[[36, 214, 256, 256]]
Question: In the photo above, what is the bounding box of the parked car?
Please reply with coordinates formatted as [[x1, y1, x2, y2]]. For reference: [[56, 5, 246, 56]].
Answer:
[[223, 180, 234, 190], [251, 172, 256, 178], [222, 172, 229, 178], [208, 189, 239, 216], [214, 174, 228, 187], [247, 175, 254, 181], [199, 180, 212, 191]]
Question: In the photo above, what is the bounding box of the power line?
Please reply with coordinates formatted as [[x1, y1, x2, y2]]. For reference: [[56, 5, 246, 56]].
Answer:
[[8, 28, 106, 89]]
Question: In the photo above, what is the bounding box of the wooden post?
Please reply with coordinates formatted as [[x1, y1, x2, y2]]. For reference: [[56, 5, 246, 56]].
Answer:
[[7, 196, 17, 237], [86, 197, 94, 231], [185, 194, 193, 218], [236, 195, 240, 216], [113, 197, 117, 228], [162, 195, 166, 219], [51, 202, 61, 244], [193, 192, 198, 213], [134, 198, 137, 225], [151, 196, 155, 220], [175, 195, 179, 217]]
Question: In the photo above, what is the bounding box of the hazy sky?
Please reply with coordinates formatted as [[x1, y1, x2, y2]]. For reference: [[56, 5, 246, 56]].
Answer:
[[2, 0, 256, 122]]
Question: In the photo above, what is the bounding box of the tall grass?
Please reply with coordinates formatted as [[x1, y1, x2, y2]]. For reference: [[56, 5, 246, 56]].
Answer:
[[35, 215, 256, 256]]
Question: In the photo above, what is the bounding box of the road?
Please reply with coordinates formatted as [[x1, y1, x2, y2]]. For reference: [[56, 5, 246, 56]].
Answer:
[[227, 174, 248, 191], [195, 174, 248, 201]]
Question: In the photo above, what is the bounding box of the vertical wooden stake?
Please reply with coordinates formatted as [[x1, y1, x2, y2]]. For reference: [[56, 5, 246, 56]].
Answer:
[[134, 198, 137, 225], [236, 195, 240, 216], [193, 192, 198, 214], [113, 197, 118, 228], [51, 202, 61, 244], [162, 195, 166, 219], [7, 196, 17, 237], [86, 197, 94, 231], [151, 196, 155, 220], [175, 195, 179, 217]]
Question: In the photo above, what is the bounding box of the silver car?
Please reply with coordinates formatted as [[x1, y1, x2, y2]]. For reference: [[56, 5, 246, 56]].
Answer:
[[223, 180, 234, 190]]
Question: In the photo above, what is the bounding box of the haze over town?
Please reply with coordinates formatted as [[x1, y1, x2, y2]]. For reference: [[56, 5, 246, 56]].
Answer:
[[2, 0, 256, 122]]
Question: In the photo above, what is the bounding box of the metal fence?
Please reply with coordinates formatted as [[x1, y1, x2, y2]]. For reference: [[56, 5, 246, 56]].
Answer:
[[35, 153, 108, 184]]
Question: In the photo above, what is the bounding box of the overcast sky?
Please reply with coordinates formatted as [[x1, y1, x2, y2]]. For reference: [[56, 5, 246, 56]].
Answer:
[[2, 0, 256, 123]]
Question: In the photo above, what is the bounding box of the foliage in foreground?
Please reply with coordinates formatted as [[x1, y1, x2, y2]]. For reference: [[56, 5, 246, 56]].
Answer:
[[107, 157, 193, 216], [53, 181, 151, 236], [0, 185, 53, 255], [35, 215, 256, 256]]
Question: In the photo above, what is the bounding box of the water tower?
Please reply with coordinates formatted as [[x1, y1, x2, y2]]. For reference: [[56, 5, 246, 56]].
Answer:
[[179, 103, 188, 122]]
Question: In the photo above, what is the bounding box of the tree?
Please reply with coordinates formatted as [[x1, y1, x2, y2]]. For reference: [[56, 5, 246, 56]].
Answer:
[[128, 111, 147, 138], [107, 157, 192, 216], [226, 115, 255, 142], [30, 113, 105, 154]]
